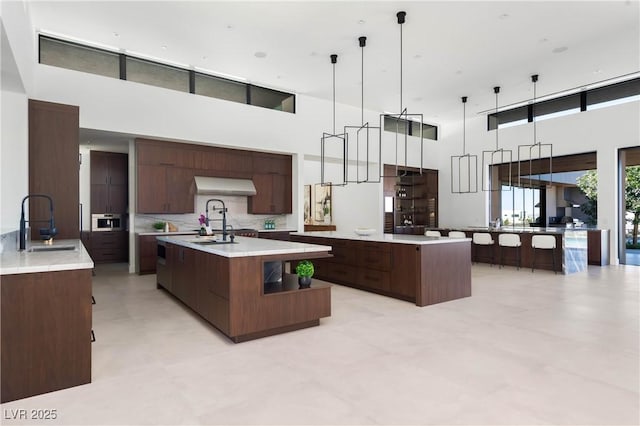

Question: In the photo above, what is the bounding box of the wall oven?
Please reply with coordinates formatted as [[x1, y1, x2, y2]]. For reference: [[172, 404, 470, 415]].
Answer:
[[91, 213, 123, 231]]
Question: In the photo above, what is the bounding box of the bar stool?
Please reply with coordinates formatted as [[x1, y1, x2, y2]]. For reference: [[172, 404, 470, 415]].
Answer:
[[472, 232, 495, 265], [498, 233, 521, 269], [448, 231, 466, 239], [531, 235, 557, 274], [425, 230, 441, 237]]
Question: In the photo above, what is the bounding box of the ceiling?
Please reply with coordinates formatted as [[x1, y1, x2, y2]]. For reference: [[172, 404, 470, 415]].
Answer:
[[27, 1, 640, 139]]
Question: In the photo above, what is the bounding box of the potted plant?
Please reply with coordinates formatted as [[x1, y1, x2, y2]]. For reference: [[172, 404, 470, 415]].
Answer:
[[153, 221, 166, 232], [295, 260, 314, 289]]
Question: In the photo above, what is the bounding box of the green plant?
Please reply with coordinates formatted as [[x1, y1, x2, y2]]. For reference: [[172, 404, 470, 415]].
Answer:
[[153, 221, 165, 230], [295, 260, 314, 278]]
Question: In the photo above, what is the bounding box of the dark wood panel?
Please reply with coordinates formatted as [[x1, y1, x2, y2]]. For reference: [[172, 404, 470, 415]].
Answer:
[[137, 165, 167, 213], [29, 99, 79, 240], [418, 241, 472, 306], [138, 235, 158, 274], [1, 269, 92, 403]]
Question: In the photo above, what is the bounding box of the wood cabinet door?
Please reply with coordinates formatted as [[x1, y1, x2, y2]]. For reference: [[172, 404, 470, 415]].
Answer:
[[108, 153, 128, 185], [90, 184, 108, 213], [137, 165, 168, 213], [248, 173, 274, 214], [166, 167, 195, 213], [108, 184, 128, 214], [90, 152, 109, 184], [29, 100, 79, 240]]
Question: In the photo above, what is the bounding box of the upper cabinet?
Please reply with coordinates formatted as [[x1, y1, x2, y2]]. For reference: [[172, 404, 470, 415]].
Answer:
[[135, 140, 292, 215], [248, 153, 292, 214], [90, 151, 128, 214]]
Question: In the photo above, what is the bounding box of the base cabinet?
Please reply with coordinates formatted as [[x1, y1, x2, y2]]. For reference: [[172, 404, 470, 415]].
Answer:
[[291, 235, 471, 306], [157, 241, 331, 342], [1, 269, 92, 403]]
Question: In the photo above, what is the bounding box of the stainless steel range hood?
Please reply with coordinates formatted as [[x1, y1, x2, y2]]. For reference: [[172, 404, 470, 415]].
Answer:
[[193, 176, 257, 196]]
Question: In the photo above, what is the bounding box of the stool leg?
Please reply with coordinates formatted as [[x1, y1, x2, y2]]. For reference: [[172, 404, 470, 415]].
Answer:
[[532, 248, 536, 273], [499, 246, 503, 269], [552, 247, 557, 274], [517, 247, 520, 270]]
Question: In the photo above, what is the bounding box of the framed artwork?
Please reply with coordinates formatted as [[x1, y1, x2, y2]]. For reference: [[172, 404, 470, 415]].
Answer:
[[304, 185, 312, 224], [314, 184, 332, 222]]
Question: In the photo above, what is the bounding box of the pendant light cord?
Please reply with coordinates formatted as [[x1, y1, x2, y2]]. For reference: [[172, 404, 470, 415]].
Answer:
[[361, 41, 364, 126], [332, 60, 336, 134], [399, 19, 403, 112], [462, 97, 467, 155], [494, 87, 500, 150]]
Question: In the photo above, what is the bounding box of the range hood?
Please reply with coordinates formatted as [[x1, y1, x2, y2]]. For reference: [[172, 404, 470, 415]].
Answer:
[[193, 176, 257, 196]]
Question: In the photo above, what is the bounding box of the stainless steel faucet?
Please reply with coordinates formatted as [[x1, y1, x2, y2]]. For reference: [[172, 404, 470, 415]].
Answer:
[[205, 199, 228, 241], [20, 194, 56, 250]]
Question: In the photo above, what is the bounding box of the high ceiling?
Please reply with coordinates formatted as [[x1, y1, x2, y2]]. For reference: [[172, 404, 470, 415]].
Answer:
[[27, 1, 640, 131]]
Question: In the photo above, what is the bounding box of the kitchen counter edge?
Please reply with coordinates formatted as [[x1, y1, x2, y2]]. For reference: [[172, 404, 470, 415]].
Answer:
[[0, 239, 94, 275]]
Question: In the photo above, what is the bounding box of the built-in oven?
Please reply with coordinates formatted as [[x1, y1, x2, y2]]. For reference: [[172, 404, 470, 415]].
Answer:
[[91, 213, 123, 231]]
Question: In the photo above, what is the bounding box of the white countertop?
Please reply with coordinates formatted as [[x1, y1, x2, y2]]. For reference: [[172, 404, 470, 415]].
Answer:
[[157, 235, 332, 258], [291, 231, 471, 245], [137, 231, 198, 236], [0, 239, 94, 275]]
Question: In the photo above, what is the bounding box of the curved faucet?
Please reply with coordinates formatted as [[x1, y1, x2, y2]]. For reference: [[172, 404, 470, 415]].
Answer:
[[205, 199, 228, 241], [20, 194, 56, 250]]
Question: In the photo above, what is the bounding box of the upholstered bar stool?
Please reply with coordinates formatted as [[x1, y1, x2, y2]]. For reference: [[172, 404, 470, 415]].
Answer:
[[498, 233, 522, 269], [531, 234, 557, 274], [472, 232, 495, 265], [425, 230, 441, 237], [448, 231, 466, 239]]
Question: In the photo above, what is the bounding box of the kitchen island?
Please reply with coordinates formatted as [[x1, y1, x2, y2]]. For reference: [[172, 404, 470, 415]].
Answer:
[[156, 235, 333, 342], [290, 232, 472, 307], [430, 227, 588, 274], [1, 239, 93, 403]]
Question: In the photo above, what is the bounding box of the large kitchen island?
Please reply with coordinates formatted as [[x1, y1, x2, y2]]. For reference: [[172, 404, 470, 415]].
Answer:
[[290, 232, 472, 307], [156, 235, 333, 342]]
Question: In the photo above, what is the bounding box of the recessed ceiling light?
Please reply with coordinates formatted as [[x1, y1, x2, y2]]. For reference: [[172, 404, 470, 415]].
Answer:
[[254, 51, 267, 58], [227, 25, 233, 29], [593, 69, 602, 74], [552, 46, 568, 53], [499, 13, 509, 19], [202, 56, 207, 60], [358, 19, 366, 24], [113, 32, 119, 37], [414, 54, 422, 59], [161, 45, 167, 50]]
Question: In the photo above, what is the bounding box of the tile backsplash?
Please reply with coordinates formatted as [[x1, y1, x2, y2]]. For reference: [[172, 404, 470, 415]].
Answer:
[[134, 195, 291, 232], [0, 230, 19, 253]]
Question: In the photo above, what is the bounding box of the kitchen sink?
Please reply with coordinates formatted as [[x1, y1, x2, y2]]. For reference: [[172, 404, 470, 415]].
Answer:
[[27, 244, 76, 252]]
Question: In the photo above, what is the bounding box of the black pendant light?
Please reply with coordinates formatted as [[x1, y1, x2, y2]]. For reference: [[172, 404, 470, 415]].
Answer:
[[320, 53, 347, 187], [379, 11, 426, 178], [344, 36, 381, 184], [482, 86, 512, 192], [450, 96, 478, 193], [517, 74, 553, 224]]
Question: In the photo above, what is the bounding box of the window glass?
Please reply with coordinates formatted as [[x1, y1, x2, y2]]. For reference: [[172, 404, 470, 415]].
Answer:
[[39, 36, 119, 79], [125, 57, 189, 92], [249, 86, 295, 113], [195, 73, 247, 103], [383, 116, 438, 140]]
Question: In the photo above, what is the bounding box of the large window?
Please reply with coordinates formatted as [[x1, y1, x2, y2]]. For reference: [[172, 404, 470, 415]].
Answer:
[[488, 77, 640, 129], [39, 34, 296, 113], [501, 185, 541, 226], [383, 115, 438, 141]]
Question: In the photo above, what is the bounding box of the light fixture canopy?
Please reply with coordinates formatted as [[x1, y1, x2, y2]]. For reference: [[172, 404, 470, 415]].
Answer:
[[450, 96, 478, 193], [344, 36, 381, 184], [320, 54, 347, 187], [379, 11, 426, 178]]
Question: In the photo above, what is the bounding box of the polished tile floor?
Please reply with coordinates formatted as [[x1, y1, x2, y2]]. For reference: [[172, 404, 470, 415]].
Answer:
[[2, 263, 639, 425]]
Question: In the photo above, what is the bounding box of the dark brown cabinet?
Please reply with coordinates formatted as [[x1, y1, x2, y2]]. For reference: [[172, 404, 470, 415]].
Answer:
[[28, 99, 79, 240], [138, 234, 159, 274], [1, 269, 92, 403], [89, 231, 128, 263], [90, 151, 128, 214], [136, 164, 194, 214], [136, 139, 292, 215]]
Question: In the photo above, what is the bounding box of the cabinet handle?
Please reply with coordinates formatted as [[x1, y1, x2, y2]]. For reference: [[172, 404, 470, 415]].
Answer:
[[91, 330, 96, 342]]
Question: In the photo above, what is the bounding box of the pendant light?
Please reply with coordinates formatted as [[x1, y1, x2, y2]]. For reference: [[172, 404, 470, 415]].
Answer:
[[379, 11, 426, 178], [482, 86, 512, 192], [517, 74, 553, 224], [450, 96, 478, 193], [320, 53, 347, 187], [344, 36, 381, 184]]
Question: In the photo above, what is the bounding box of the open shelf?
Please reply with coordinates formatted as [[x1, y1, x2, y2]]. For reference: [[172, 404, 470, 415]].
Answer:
[[264, 273, 330, 295]]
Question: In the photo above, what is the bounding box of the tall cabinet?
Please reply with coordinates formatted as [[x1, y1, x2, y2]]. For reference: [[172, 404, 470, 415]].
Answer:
[[90, 151, 128, 214], [28, 99, 79, 240], [383, 164, 438, 235]]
